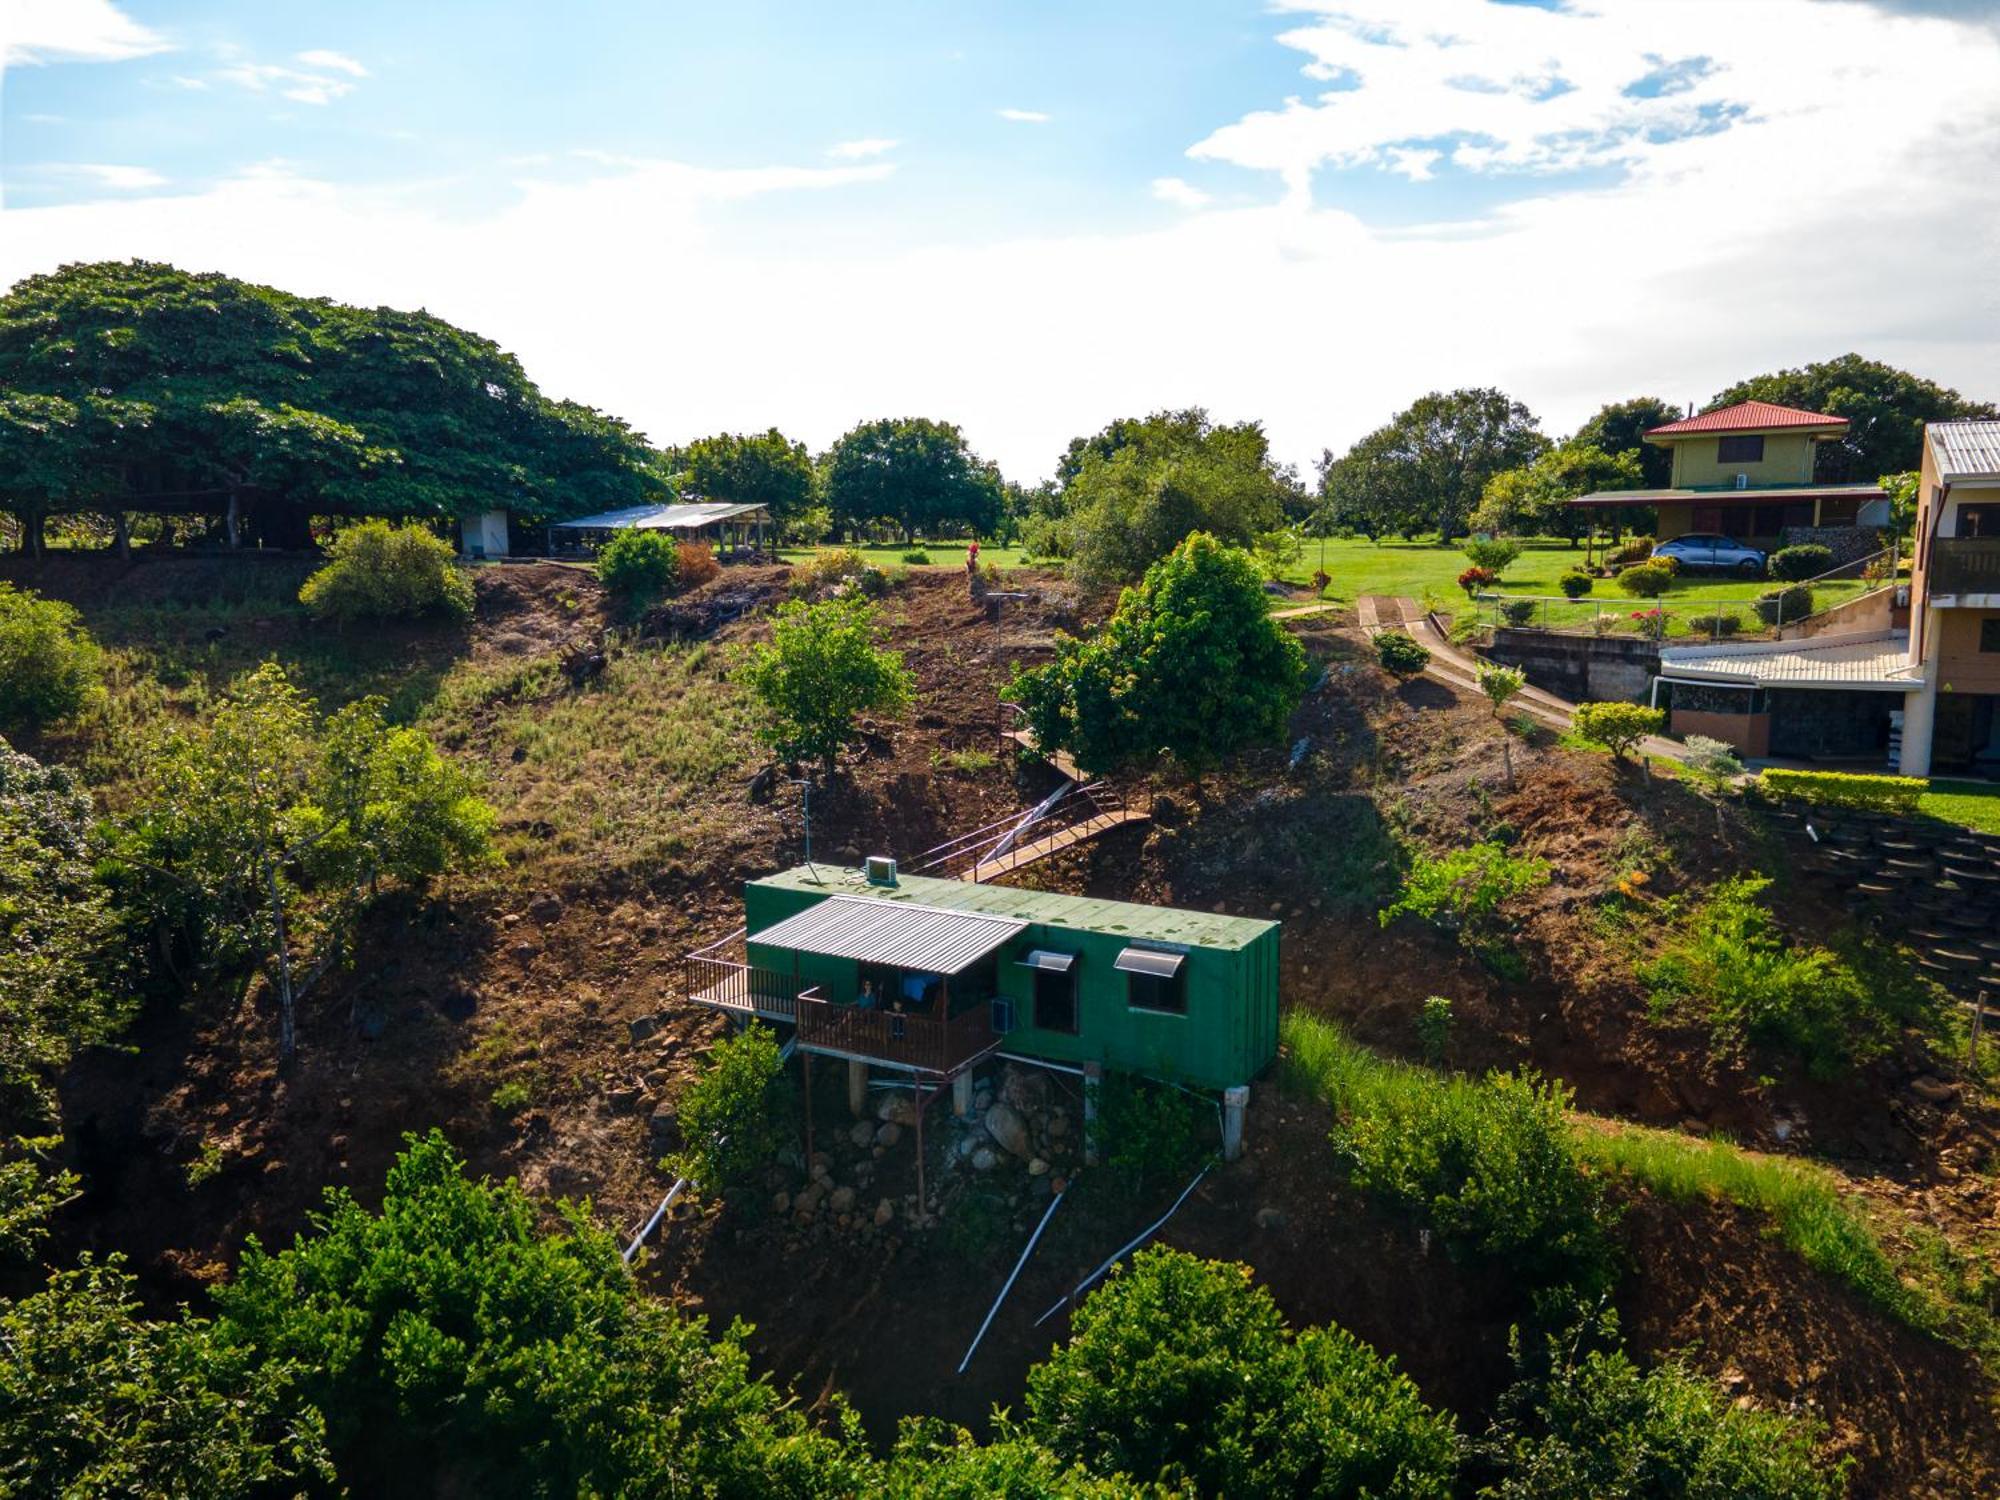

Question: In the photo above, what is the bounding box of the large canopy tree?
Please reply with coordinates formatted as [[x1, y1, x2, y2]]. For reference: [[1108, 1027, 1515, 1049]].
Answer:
[[820, 417, 1003, 542], [1709, 353, 1998, 482], [1471, 443, 1643, 544], [1569, 397, 1678, 489], [1319, 389, 1548, 542], [683, 428, 815, 531], [0, 260, 662, 551]]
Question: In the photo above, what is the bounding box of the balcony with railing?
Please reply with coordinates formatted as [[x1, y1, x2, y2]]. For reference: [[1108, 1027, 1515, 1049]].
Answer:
[[1929, 538, 2000, 599]]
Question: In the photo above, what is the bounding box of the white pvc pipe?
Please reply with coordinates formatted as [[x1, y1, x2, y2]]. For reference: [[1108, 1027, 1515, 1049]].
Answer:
[[956, 1190, 1066, 1375], [622, 1178, 687, 1263], [1033, 1164, 1211, 1327]]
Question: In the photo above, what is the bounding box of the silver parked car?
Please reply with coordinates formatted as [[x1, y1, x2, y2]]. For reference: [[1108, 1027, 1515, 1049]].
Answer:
[[1652, 533, 1766, 576]]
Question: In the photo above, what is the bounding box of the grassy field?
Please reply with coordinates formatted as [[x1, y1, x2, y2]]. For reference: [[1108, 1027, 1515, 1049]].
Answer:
[[1919, 780, 2000, 835], [776, 541, 1041, 571]]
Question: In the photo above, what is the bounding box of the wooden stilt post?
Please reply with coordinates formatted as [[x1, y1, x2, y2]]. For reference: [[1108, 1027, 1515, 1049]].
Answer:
[[802, 1049, 815, 1169], [915, 1079, 927, 1215]]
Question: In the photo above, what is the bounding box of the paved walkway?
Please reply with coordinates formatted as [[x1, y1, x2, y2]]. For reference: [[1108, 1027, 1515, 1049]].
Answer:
[[957, 805, 1152, 881]]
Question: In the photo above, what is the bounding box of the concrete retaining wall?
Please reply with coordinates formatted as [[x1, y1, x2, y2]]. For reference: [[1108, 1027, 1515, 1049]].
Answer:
[[1485, 629, 1660, 704]]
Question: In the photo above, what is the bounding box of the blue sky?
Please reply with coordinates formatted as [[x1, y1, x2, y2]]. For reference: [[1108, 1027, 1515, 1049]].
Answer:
[[4, 1, 1999, 476]]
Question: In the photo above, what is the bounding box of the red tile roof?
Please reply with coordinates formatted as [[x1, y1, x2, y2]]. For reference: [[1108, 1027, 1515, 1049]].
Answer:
[[1645, 400, 1848, 438]]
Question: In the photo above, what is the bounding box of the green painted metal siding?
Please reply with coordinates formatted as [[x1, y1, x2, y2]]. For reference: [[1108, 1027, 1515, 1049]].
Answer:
[[738, 867, 1279, 1088]]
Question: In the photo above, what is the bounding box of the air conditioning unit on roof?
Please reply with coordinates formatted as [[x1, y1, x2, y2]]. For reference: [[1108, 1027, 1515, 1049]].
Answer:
[[1735, 473, 1750, 489]]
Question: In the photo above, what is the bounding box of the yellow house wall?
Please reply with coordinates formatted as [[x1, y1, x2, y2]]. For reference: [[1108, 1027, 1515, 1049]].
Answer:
[[1668, 432, 1819, 488], [1934, 609, 2000, 694]]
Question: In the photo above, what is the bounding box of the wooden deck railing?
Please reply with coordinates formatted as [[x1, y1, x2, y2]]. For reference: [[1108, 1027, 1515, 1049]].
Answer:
[[684, 954, 799, 1022], [795, 989, 1000, 1074], [1931, 537, 2000, 596]]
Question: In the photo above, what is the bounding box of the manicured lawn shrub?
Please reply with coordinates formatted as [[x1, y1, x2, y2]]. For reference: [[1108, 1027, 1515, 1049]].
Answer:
[[1023, 1246, 1460, 1499], [1615, 564, 1671, 598], [1770, 543, 1833, 582], [1462, 537, 1522, 573], [1607, 538, 1654, 566], [1374, 629, 1432, 678], [1696, 610, 1742, 637], [298, 520, 476, 623], [1758, 767, 1923, 814], [1753, 585, 1814, 625], [595, 529, 680, 603], [1569, 702, 1664, 760], [1500, 599, 1537, 627], [900, 548, 932, 565], [1458, 565, 1497, 596], [1557, 571, 1592, 599], [0, 583, 103, 730]]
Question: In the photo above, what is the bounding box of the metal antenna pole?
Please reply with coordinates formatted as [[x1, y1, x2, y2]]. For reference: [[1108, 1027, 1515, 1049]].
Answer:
[[787, 777, 817, 880]]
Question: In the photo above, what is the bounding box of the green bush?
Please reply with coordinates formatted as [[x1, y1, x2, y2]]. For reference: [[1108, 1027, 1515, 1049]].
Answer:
[[1607, 538, 1654, 566], [1557, 571, 1592, 599], [1414, 995, 1454, 1065], [1480, 1310, 1844, 1500], [1499, 599, 1537, 628], [594, 529, 680, 603], [1375, 629, 1432, 678], [1380, 842, 1551, 937], [298, 520, 475, 623], [742, 594, 915, 773], [1758, 767, 1923, 814], [900, 548, 932, 565], [1569, 701, 1664, 760], [0, 584, 103, 731], [1770, 543, 1833, 582], [1615, 564, 1671, 599], [791, 546, 885, 597], [1462, 537, 1522, 574], [1023, 1246, 1460, 1499], [1097, 1075, 1208, 1197], [1697, 610, 1743, 637], [1639, 876, 1945, 1077], [668, 1022, 792, 1197], [1752, 585, 1814, 626]]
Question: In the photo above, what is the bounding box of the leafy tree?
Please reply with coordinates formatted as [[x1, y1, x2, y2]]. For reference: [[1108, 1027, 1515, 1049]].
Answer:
[[1060, 410, 1296, 586], [1253, 525, 1305, 580], [0, 260, 661, 548], [1570, 397, 1679, 489], [885, 1420, 1144, 1498], [113, 664, 494, 1057], [669, 1022, 791, 1197], [821, 417, 1003, 543], [1008, 533, 1307, 779], [1479, 1309, 1844, 1499], [1471, 444, 1643, 545], [297, 520, 476, 623], [740, 595, 916, 774], [1462, 537, 1523, 573], [1569, 702, 1664, 762], [1319, 390, 1548, 542], [684, 428, 816, 532], [1710, 353, 1998, 482], [1374, 630, 1432, 678], [1023, 1246, 1459, 1498], [212, 1130, 873, 1497], [0, 1258, 332, 1495], [0, 741, 133, 1258], [0, 583, 104, 730], [1477, 663, 1527, 785], [594, 529, 680, 604]]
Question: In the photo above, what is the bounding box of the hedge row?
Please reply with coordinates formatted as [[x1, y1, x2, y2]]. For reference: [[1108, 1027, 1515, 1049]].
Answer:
[[1758, 768, 1925, 814]]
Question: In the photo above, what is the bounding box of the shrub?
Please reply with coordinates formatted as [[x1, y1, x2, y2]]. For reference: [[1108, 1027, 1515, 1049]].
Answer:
[[1097, 1075, 1208, 1197], [1697, 610, 1743, 637], [1607, 537, 1654, 566], [668, 1022, 791, 1196], [1648, 552, 1680, 576], [298, 520, 475, 624], [675, 541, 720, 589], [1023, 1246, 1460, 1499], [900, 548, 932, 565], [1680, 734, 1744, 792], [1770, 543, 1833, 582], [1629, 607, 1670, 640], [1415, 995, 1454, 1065], [1557, 571, 1592, 599], [0, 584, 103, 730], [1458, 565, 1497, 597], [1380, 842, 1550, 937], [791, 546, 884, 597], [1462, 537, 1522, 573], [594, 529, 679, 603], [1757, 767, 1924, 814], [1375, 629, 1432, 678], [1615, 564, 1671, 599], [1500, 599, 1537, 627], [740, 594, 915, 773], [1310, 567, 1331, 596], [1481, 1310, 1844, 1500], [1570, 701, 1664, 760], [1753, 585, 1814, 626], [1639, 876, 1945, 1077]]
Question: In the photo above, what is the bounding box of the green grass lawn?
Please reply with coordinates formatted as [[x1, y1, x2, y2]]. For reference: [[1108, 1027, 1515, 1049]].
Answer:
[[1918, 779, 2000, 835], [776, 541, 1041, 571], [1274, 538, 1872, 639]]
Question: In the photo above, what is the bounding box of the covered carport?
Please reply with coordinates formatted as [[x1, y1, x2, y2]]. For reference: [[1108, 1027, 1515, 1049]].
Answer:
[[547, 501, 769, 557], [1653, 632, 1921, 765]]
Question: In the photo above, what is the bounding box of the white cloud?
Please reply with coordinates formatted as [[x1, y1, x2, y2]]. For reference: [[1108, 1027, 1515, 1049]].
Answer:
[[1, 0, 166, 67], [68, 162, 167, 191], [295, 48, 367, 78], [216, 57, 361, 106], [167, 74, 208, 90], [997, 107, 1051, 123], [827, 137, 899, 160], [1151, 176, 1211, 209], [0, 2, 1995, 486]]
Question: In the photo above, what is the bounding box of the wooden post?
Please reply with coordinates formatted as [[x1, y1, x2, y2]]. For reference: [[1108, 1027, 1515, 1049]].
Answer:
[[914, 1079, 928, 1213], [847, 1059, 868, 1118], [1082, 1061, 1103, 1166], [802, 1049, 815, 1169]]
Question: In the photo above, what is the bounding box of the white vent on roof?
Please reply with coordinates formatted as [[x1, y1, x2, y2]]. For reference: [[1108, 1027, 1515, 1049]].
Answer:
[[1735, 473, 1750, 489]]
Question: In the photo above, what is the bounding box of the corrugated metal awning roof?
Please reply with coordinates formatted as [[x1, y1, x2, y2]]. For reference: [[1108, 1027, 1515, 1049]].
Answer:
[[1113, 947, 1185, 979], [550, 501, 768, 530], [1659, 631, 1921, 691], [1928, 420, 2000, 482], [1017, 949, 1075, 973], [750, 895, 1024, 975]]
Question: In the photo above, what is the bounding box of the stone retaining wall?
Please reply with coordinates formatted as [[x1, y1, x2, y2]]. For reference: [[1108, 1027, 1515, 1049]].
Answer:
[[1485, 628, 1659, 704]]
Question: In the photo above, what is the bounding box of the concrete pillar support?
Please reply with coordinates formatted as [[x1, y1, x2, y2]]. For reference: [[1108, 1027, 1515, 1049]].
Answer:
[[1222, 1084, 1250, 1163], [952, 1070, 975, 1119], [846, 1059, 868, 1119]]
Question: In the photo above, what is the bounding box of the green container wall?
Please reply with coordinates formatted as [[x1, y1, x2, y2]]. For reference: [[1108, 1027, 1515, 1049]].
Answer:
[[741, 881, 1279, 1090]]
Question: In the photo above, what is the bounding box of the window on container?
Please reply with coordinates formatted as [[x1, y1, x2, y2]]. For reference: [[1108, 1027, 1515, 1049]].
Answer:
[[1717, 435, 1765, 464], [1981, 618, 2000, 653], [1125, 969, 1184, 1014], [1033, 967, 1078, 1033]]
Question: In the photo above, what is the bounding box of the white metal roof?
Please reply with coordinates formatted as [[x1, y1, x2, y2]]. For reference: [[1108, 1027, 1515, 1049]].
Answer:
[[749, 895, 1025, 975], [1658, 631, 1921, 691], [550, 501, 768, 530], [1927, 420, 2000, 483]]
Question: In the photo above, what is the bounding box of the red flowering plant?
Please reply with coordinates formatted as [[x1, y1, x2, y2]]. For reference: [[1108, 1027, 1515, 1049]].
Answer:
[[1630, 608, 1671, 640], [1458, 565, 1497, 597]]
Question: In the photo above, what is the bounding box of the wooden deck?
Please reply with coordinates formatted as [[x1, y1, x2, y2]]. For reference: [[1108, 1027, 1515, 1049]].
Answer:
[[957, 803, 1151, 880], [1002, 727, 1085, 784]]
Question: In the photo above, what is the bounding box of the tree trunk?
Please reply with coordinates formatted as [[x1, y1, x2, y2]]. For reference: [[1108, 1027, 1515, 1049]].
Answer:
[[260, 846, 298, 1061], [25, 511, 46, 560], [225, 490, 242, 549], [112, 512, 131, 559]]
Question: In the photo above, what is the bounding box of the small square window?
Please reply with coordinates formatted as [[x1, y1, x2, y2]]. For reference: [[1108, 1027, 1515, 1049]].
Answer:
[[1980, 618, 2000, 653], [1126, 969, 1186, 1015], [1717, 435, 1765, 464]]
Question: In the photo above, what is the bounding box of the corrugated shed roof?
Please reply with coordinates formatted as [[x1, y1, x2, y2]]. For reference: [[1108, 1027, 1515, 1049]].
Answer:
[[749, 895, 1025, 974], [1659, 631, 1920, 689], [1646, 400, 1848, 438], [1568, 483, 1883, 508], [1927, 420, 2000, 481], [550, 501, 768, 530], [754, 867, 1276, 950]]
